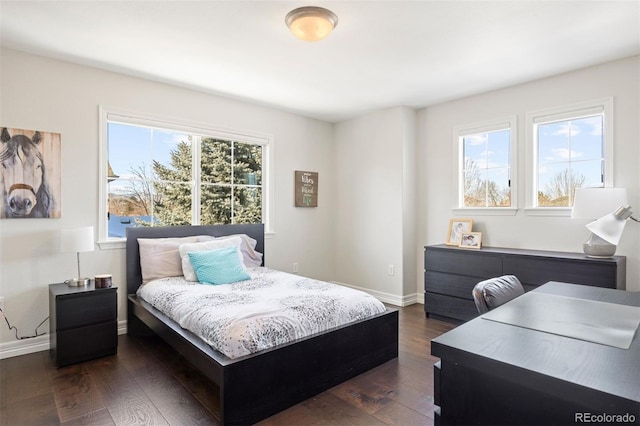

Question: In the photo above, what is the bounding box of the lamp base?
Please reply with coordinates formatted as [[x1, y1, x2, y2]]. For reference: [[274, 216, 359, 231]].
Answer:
[[65, 278, 90, 287], [583, 233, 617, 258]]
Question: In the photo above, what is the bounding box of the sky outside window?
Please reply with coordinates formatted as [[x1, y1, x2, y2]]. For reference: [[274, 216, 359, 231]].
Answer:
[[537, 114, 603, 205], [462, 128, 511, 207], [108, 123, 189, 194]]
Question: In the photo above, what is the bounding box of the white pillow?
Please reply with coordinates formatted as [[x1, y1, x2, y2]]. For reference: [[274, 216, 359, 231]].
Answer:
[[138, 235, 214, 283], [138, 236, 201, 282], [179, 237, 246, 281], [216, 234, 263, 267]]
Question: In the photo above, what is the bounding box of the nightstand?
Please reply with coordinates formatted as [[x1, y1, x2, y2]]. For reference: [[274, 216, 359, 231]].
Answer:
[[49, 282, 118, 367]]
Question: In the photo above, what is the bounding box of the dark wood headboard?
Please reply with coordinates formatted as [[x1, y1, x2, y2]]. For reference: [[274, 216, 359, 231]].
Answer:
[[125, 224, 265, 295]]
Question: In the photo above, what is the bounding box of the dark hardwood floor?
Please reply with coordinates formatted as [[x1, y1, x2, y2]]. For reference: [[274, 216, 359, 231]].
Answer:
[[0, 304, 455, 425]]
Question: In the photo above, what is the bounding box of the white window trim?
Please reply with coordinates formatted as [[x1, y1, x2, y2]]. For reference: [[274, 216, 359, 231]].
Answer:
[[452, 115, 518, 215], [97, 106, 274, 250], [524, 97, 613, 217]]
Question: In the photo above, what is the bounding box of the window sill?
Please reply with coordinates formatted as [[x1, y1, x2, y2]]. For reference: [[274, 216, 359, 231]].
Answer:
[[452, 208, 518, 216], [523, 207, 572, 217], [98, 239, 126, 250]]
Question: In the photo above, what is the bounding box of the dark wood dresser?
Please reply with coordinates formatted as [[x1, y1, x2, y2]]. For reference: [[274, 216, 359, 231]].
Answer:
[[424, 244, 626, 322], [49, 282, 118, 367]]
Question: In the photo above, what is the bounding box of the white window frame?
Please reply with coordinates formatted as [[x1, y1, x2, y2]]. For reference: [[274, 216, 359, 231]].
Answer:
[[98, 106, 274, 249], [452, 116, 518, 216], [524, 97, 613, 217]]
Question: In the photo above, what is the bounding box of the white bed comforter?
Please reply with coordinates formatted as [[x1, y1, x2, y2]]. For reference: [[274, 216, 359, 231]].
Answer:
[[137, 267, 387, 359]]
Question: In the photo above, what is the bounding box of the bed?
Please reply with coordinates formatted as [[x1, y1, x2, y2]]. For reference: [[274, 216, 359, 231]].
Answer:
[[126, 223, 399, 425]]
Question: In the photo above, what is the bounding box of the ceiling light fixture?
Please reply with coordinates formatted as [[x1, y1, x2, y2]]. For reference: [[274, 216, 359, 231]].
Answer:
[[285, 6, 338, 42]]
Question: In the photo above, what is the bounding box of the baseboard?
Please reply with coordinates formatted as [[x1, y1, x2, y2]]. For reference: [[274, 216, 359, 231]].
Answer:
[[0, 335, 49, 359], [0, 320, 128, 359], [331, 281, 419, 307]]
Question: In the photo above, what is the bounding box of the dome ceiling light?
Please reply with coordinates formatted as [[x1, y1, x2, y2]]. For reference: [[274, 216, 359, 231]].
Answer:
[[285, 6, 338, 42]]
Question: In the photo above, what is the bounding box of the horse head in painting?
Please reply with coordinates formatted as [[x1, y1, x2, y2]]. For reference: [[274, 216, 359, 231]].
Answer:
[[1, 127, 53, 218]]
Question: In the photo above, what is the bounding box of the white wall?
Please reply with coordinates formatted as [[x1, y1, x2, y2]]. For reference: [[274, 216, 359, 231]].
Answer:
[[0, 48, 336, 352], [333, 107, 417, 305], [1, 47, 637, 357], [417, 56, 640, 293]]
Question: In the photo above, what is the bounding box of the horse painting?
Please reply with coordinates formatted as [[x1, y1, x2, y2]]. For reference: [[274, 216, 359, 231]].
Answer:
[[1, 127, 60, 218]]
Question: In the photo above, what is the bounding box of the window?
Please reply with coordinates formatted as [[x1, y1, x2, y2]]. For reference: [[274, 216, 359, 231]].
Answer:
[[454, 117, 517, 213], [99, 107, 272, 247], [526, 98, 613, 211]]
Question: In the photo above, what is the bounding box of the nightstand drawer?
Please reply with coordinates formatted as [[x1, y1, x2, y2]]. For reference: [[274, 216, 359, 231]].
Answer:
[[54, 321, 117, 367], [56, 290, 116, 330]]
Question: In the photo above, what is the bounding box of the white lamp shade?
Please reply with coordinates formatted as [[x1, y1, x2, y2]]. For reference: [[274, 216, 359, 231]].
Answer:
[[586, 206, 632, 245], [60, 226, 94, 253], [572, 188, 629, 220], [586, 215, 626, 245]]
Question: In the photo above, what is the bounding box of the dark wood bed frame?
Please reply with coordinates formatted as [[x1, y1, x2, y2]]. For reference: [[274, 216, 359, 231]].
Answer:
[[126, 224, 399, 425]]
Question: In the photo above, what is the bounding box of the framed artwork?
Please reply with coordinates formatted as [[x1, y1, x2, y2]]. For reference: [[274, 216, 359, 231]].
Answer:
[[1, 127, 61, 218], [294, 170, 318, 207], [459, 232, 482, 249], [446, 218, 473, 246]]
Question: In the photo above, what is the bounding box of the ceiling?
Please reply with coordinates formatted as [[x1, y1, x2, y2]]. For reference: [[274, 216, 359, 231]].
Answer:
[[1, 1, 639, 122]]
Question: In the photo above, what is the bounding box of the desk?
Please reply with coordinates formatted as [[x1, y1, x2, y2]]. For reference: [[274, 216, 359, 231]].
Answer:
[[431, 282, 640, 426]]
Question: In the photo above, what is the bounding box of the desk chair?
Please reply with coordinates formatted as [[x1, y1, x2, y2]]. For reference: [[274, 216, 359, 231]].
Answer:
[[472, 275, 525, 314]]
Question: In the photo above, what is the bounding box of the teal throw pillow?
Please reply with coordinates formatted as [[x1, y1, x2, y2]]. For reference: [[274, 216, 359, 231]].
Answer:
[[188, 246, 250, 285]]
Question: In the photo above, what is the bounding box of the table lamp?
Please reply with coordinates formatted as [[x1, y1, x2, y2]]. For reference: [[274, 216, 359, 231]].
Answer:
[[60, 226, 94, 286], [586, 205, 638, 254], [572, 188, 630, 257]]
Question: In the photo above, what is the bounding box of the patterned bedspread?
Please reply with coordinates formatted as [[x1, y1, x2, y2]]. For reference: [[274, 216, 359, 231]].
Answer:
[[137, 267, 387, 359]]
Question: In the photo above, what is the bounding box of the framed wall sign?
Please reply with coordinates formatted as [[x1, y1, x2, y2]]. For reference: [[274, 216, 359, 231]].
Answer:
[[295, 170, 318, 207]]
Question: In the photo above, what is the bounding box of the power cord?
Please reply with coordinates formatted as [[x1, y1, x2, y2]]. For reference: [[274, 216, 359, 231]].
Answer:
[[0, 307, 49, 340]]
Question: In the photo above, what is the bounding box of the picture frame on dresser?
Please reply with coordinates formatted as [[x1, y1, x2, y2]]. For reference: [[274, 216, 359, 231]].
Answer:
[[459, 232, 482, 249], [446, 218, 473, 246]]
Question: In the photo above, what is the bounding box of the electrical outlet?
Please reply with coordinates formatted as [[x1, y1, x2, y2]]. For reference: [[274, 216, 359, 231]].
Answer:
[[387, 264, 395, 276], [293, 262, 299, 273]]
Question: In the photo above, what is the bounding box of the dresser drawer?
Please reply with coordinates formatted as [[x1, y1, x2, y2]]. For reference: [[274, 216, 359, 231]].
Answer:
[[424, 292, 478, 322], [54, 321, 117, 367], [425, 271, 481, 299], [425, 249, 502, 277], [56, 289, 116, 330], [503, 257, 617, 288]]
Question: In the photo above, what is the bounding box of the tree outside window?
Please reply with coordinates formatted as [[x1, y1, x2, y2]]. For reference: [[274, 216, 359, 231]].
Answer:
[[526, 98, 612, 213], [536, 115, 604, 207], [106, 122, 263, 238], [461, 128, 511, 208]]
